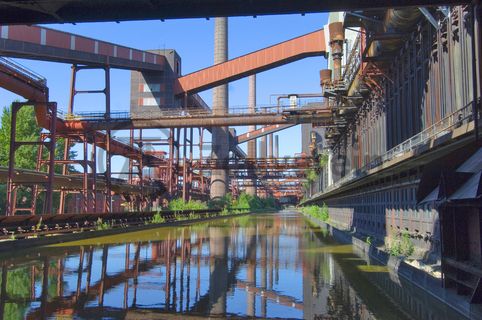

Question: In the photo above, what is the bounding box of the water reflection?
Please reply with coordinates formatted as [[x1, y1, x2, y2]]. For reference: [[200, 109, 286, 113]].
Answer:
[[0, 211, 465, 319]]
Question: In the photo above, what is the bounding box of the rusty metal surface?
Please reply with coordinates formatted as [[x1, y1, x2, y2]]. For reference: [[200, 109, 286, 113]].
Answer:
[[64, 109, 333, 130], [175, 29, 326, 95], [0, 25, 166, 71], [235, 124, 296, 144], [0, 167, 159, 194]]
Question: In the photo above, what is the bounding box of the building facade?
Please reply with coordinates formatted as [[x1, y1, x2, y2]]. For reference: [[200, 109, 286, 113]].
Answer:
[[309, 6, 482, 301]]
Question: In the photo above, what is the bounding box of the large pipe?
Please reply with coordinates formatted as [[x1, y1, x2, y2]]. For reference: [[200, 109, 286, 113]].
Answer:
[[66, 111, 333, 130], [320, 69, 332, 87], [328, 22, 344, 82], [367, 8, 422, 57]]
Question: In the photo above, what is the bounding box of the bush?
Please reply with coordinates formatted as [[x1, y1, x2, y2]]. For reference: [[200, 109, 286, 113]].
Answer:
[[151, 211, 166, 224], [208, 192, 279, 212], [168, 199, 208, 211], [301, 203, 329, 222], [388, 232, 414, 257], [95, 218, 110, 231]]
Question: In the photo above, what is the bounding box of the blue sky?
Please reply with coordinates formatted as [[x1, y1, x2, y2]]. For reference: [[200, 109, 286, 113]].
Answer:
[[0, 13, 328, 172]]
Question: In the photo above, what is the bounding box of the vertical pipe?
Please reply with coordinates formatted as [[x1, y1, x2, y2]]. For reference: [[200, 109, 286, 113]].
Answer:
[[200, 128, 205, 194], [210, 17, 229, 199], [329, 22, 345, 82], [168, 128, 174, 195], [139, 129, 144, 211], [183, 127, 188, 201]]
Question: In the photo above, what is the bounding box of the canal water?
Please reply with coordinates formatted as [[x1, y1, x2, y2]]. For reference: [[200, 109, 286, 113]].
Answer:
[[0, 211, 466, 319]]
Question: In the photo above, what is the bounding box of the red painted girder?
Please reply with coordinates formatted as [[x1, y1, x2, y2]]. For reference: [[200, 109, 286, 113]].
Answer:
[[175, 29, 326, 95]]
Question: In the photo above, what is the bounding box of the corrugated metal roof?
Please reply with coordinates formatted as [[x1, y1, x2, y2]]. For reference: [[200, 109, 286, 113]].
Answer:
[[457, 147, 482, 173], [419, 186, 441, 205], [449, 172, 482, 200]]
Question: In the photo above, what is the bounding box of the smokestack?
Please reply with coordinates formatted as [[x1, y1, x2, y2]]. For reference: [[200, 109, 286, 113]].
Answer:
[[210, 17, 229, 199], [274, 135, 279, 158], [246, 74, 257, 196], [259, 137, 267, 158], [268, 134, 273, 158]]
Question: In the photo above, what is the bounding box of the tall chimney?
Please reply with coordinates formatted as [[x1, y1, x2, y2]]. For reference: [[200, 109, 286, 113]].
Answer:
[[210, 17, 229, 199]]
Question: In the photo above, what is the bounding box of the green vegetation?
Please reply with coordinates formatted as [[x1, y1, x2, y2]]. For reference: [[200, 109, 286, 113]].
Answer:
[[388, 232, 414, 257], [305, 169, 318, 183], [303, 151, 329, 198], [167, 198, 208, 211], [208, 192, 278, 213], [301, 203, 329, 222], [146, 193, 280, 226], [151, 211, 166, 224], [318, 152, 329, 168], [230, 192, 278, 212], [0, 104, 77, 214], [95, 218, 111, 231]]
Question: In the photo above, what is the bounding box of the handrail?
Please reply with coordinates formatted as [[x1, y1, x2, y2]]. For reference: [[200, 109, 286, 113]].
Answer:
[[59, 100, 327, 122], [0, 57, 47, 85]]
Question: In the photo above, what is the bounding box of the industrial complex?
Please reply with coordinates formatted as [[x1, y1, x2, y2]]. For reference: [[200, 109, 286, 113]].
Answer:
[[0, 1, 480, 318]]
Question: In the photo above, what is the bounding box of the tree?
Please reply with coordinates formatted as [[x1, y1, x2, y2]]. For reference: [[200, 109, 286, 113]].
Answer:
[[0, 105, 41, 169], [0, 104, 77, 214]]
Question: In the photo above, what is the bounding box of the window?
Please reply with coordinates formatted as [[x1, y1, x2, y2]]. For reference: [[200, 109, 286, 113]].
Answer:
[[142, 83, 161, 93], [142, 97, 160, 106]]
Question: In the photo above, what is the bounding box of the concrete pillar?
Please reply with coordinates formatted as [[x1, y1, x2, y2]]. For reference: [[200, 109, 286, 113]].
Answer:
[[210, 17, 229, 199], [246, 75, 257, 196], [274, 135, 279, 158]]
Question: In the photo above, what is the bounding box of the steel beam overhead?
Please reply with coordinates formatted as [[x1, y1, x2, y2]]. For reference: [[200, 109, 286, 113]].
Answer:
[[0, 0, 465, 24]]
